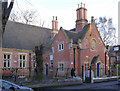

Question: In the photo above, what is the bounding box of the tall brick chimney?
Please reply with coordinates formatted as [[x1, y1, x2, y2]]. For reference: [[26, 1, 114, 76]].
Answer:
[[76, 2, 88, 31], [51, 16, 58, 38]]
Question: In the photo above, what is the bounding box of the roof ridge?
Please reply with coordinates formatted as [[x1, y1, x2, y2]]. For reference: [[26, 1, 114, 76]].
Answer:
[[7, 20, 52, 30]]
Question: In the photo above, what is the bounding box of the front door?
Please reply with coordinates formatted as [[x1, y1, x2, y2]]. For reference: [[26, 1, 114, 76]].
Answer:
[[46, 64, 48, 76], [97, 63, 99, 77]]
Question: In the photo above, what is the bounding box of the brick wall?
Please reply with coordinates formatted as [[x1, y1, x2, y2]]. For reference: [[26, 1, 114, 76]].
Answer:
[[53, 29, 71, 76], [1, 48, 35, 77]]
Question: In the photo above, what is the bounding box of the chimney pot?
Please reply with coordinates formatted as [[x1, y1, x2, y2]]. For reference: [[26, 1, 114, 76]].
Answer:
[[56, 16, 57, 20], [84, 3, 85, 8], [53, 16, 54, 20], [78, 4, 80, 8], [81, 2, 82, 7], [60, 27, 63, 30]]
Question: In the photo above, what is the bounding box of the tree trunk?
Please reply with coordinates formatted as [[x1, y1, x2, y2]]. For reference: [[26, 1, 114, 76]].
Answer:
[[34, 45, 44, 81]]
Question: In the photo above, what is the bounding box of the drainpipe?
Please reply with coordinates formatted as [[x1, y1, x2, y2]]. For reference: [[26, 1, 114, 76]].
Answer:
[[29, 53, 31, 77], [74, 48, 75, 70], [105, 52, 106, 75], [109, 56, 111, 76]]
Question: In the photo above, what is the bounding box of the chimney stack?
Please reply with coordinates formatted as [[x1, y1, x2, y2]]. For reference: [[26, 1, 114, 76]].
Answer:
[[76, 2, 88, 31], [51, 16, 58, 38]]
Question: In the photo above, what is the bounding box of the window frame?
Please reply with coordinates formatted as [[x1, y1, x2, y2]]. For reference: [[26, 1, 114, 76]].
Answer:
[[3, 53, 12, 68], [50, 55, 53, 71], [58, 62, 64, 72], [58, 42, 64, 51], [19, 53, 27, 68]]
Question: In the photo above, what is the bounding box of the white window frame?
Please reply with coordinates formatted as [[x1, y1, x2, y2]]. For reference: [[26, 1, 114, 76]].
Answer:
[[50, 55, 53, 71], [52, 47, 54, 53], [58, 42, 64, 51], [58, 62, 64, 72], [3, 53, 12, 68], [33, 55, 36, 68], [85, 62, 88, 71], [69, 43, 72, 49], [19, 53, 27, 68]]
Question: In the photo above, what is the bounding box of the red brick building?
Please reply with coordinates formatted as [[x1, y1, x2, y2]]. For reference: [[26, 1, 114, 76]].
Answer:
[[52, 3, 108, 77], [0, 3, 109, 79], [0, 21, 53, 77]]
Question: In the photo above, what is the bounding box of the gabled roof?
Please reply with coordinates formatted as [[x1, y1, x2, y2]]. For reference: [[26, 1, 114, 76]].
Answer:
[[62, 24, 90, 44], [91, 55, 104, 64], [2, 21, 52, 52]]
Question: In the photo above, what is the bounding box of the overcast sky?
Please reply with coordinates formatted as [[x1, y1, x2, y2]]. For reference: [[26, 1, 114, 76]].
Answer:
[[11, 0, 119, 33]]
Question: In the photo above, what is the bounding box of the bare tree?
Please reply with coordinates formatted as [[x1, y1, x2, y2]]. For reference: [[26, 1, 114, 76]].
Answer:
[[9, 10, 36, 24], [9, 10, 46, 27], [21, 10, 36, 24], [95, 17, 117, 46], [34, 45, 44, 81], [9, 11, 19, 22]]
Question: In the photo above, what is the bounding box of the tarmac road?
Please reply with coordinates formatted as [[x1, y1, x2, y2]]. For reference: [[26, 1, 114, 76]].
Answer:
[[34, 81, 120, 91]]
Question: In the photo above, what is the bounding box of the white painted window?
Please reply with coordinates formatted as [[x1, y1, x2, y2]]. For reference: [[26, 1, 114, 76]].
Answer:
[[50, 55, 53, 71], [33, 55, 36, 68], [3, 54, 11, 68], [58, 62, 64, 72], [85, 63, 88, 71], [85, 62, 89, 77], [19, 54, 27, 68], [58, 42, 64, 51], [52, 47, 54, 53], [69, 43, 72, 49]]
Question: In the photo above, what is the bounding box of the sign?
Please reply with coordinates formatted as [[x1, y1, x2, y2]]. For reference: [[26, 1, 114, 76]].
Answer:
[[25, 78, 28, 81], [14, 60, 17, 63], [71, 62, 73, 64], [86, 56, 88, 58]]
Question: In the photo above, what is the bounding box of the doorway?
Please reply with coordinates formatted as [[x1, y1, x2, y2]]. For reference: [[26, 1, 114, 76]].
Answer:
[[45, 64, 48, 76], [97, 63, 100, 77]]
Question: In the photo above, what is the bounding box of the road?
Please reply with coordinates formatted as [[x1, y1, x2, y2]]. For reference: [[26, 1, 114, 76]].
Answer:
[[35, 81, 120, 91]]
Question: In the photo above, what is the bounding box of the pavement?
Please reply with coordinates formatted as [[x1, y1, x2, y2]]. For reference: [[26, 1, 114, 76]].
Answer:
[[3, 76, 118, 89]]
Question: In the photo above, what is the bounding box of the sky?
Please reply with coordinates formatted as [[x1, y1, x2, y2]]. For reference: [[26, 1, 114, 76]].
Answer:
[[10, 0, 119, 37]]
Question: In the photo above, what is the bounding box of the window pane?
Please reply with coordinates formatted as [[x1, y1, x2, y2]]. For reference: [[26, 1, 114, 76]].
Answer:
[[59, 44, 61, 50], [61, 64, 64, 71], [20, 55, 22, 59], [8, 60, 10, 67], [7, 55, 10, 59], [23, 61, 25, 67], [4, 61, 6, 67], [23, 55, 25, 60], [20, 60, 22, 68], [58, 63, 64, 72], [62, 44, 64, 49], [4, 54, 6, 59]]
